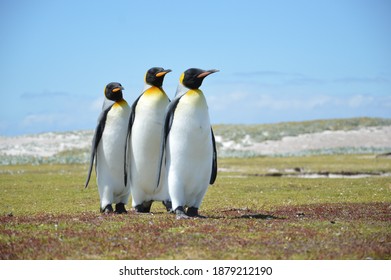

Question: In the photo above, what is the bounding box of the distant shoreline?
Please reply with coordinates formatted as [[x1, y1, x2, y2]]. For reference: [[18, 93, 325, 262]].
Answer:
[[1, 117, 390, 164]]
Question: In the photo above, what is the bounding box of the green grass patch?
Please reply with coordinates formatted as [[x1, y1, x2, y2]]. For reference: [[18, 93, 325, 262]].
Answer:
[[219, 154, 391, 174], [0, 155, 390, 259]]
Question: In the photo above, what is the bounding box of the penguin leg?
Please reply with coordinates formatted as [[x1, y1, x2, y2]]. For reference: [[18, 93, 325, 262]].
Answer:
[[134, 200, 153, 213], [101, 204, 114, 214], [187, 207, 206, 219], [115, 203, 128, 214], [175, 206, 190, 220], [162, 200, 173, 213]]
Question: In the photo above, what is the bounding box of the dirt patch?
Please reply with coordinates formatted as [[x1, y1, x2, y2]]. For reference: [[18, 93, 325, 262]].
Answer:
[[272, 202, 391, 222], [1, 202, 389, 260], [248, 171, 391, 179], [218, 202, 391, 222]]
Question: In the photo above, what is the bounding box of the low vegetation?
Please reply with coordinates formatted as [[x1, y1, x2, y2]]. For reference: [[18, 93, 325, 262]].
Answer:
[[213, 117, 391, 143], [1, 117, 390, 165], [1, 155, 390, 259]]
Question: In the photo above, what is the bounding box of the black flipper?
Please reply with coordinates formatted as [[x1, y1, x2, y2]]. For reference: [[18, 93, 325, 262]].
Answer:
[[123, 94, 142, 186], [84, 105, 113, 188], [210, 127, 218, 184], [164, 97, 182, 143], [156, 96, 182, 188]]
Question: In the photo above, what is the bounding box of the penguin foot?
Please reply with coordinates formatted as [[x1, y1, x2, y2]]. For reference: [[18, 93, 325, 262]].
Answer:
[[115, 203, 127, 214], [134, 201, 153, 213], [175, 206, 190, 220], [162, 200, 173, 213], [101, 204, 114, 214], [187, 207, 206, 219]]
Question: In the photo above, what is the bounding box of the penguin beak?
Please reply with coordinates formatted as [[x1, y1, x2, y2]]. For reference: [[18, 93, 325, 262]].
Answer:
[[197, 69, 219, 79], [156, 69, 172, 77], [112, 86, 124, 92]]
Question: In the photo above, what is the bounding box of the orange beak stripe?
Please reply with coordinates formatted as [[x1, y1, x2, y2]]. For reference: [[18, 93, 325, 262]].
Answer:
[[156, 70, 171, 77]]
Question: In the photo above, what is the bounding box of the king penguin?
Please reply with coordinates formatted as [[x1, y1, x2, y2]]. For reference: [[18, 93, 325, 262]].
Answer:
[[158, 68, 218, 219], [85, 82, 131, 214], [127, 67, 172, 213]]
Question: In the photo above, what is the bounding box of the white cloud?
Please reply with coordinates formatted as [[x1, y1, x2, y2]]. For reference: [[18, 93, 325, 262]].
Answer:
[[224, 91, 383, 112], [208, 85, 391, 125], [208, 91, 249, 111], [20, 113, 84, 135], [22, 114, 58, 127], [229, 91, 250, 101], [347, 94, 374, 108], [255, 93, 333, 110], [21, 113, 76, 128], [382, 96, 391, 108]]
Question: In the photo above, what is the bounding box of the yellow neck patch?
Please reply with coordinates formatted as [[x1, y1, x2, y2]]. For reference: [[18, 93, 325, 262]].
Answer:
[[144, 86, 165, 96], [181, 89, 206, 108], [113, 99, 127, 108], [179, 72, 185, 84], [186, 89, 202, 96]]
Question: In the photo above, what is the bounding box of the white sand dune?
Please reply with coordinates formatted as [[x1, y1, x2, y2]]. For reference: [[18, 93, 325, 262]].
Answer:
[[230, 126, 391, 155], [0, 125, 390, 158], [0, 131, 93, 157]]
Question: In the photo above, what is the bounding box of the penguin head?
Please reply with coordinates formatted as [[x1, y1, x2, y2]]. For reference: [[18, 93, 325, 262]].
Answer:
[[145, 67, 172, 87], [180, 68, 219, 89], [104, 82, 124, 101]]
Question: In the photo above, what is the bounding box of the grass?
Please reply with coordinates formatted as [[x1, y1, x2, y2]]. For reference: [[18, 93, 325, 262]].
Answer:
[[220, 154, 391, 174], [0, 155, 390, 259]]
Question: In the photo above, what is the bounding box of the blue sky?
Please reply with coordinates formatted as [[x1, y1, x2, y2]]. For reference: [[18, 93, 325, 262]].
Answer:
[[1, 0, 390, 136]]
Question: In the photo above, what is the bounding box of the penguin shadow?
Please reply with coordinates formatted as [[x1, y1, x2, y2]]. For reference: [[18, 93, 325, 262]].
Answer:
[[209, 209, 285, 220], [236, 213, 284, 220], [124, 207, 284, 220]]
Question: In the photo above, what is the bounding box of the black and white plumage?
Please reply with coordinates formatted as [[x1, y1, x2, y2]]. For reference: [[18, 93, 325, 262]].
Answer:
[[157, 68, 218, 219], [85, 82, 131, 214], [126, 67, 172, 213]]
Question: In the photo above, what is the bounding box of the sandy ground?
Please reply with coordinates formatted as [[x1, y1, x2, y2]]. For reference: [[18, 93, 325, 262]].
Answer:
[[0, 131, 93, 157], [0, 126, 390, 157], [236, 126, 391, 155]]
